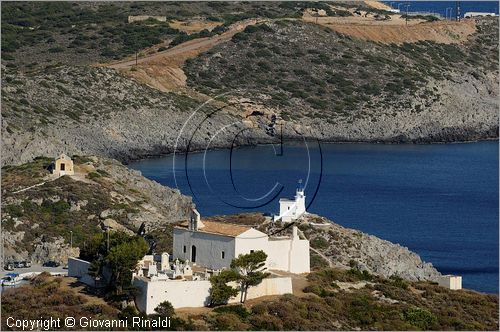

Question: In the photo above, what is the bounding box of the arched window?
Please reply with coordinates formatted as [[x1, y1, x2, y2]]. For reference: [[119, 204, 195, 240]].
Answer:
[[191, 245, 197, 263]]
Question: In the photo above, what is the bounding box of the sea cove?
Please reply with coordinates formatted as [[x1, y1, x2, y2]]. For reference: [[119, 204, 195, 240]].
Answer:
[[130, 141, 499, 294]]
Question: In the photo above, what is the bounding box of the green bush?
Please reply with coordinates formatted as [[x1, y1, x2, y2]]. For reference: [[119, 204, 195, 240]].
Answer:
[[48, 47, 64, 53], [388, 275, 409, 289], [41, 200, 70, 215], [214, 304, 250, 318], [87, 172, 101, 180], [403, 307, 438, 330], [311, 236, 329, 249], [347, 268, 373, 281]]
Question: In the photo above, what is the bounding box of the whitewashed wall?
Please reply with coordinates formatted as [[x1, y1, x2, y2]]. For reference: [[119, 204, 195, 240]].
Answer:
[[267, 238, 310, 273], [438, 275, 462, 290], [288, 238, 310, 273], [234, 229, 269, 257], [173, 228, 236, 270], [239, 276, 293, 301], [67, 257, 95, 286], [268, 239, 292, 271], [134, 277, 293, 313]]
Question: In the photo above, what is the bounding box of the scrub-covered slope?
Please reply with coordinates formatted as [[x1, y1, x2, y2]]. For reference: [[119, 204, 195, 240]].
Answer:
[[184, 18, 498, 142]]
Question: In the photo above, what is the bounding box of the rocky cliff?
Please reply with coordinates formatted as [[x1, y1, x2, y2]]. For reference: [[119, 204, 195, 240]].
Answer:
[[216, 212, 441, 282], [298, 214, 441, 281], [1, 155, 193, 264], [2, 18, 498, 167]]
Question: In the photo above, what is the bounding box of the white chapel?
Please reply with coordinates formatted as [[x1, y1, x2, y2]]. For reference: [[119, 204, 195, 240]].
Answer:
[[173, 209, 310, 274]]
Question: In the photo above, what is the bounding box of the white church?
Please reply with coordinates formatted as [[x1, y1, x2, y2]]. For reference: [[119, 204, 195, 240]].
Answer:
[[129, 182, 311, 311], [173, 207, 310, 274], [172, 181, 310, 273]]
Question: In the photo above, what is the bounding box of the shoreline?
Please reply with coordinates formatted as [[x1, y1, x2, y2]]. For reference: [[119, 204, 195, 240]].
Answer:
[[123, 136, 499, 164]]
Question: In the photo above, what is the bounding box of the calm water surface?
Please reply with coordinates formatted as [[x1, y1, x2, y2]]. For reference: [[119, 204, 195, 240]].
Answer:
[[384, 1, 499, 17], [129, 141, 499, 293]]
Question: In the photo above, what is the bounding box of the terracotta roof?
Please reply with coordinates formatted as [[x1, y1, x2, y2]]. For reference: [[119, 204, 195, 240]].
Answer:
[[175, 220, 252, 237]]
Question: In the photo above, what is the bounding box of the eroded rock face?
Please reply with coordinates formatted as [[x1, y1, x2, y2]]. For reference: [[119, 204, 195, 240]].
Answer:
[[357, 234, 440, 281], [30, 237, 80, 265], [2, 16, 498, 168], [265, 213, 441, 281]]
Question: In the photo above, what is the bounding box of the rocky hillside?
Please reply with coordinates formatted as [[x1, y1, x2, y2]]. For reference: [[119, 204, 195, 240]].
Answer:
[[301, 214, 440, 281], [1, 1, 307, 71], [184, 18, 498, 143], [2, 3, 498, 167], [1, 65, 272, 166], [1, 155, 192, 264], [206, 212, 440, 282]]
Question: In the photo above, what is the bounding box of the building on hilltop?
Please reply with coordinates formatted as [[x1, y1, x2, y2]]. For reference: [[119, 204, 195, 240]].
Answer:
[[274, 180, 307, 222], [464, 12, 497, 18], [52, 153, 74, 177], [128, 15, 167, 23], [132, 200, 311, 311], [173, 209, 310, 274], [438, 275, 462, 290]]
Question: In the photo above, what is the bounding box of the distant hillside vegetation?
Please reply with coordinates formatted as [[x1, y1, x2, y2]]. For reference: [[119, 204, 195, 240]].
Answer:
[[184, 19, 498, 122], [1, 2, 498, 165], [1, 1, 312, 71]]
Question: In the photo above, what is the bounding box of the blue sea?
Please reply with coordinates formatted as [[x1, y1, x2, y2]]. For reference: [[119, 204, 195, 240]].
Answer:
[[129, 141, 499, 294], [384, 1, 499, 18]]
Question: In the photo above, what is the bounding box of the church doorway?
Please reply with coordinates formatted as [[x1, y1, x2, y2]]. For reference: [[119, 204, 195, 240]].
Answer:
[[191, 245, 196, 263]]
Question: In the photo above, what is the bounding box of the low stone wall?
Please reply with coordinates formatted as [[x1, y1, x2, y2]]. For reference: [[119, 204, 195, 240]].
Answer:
[[240, 276, 293, 302], [68, 257, 94, 286], [128, 15, 166, 23], [134, 276, 293, 314], [67, 257, 109, 287]]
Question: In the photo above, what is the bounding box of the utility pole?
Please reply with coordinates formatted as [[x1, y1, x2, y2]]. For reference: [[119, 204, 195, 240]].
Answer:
[[70, 231, 73, 249], [106, 227, 110, 252], [280, 123, 283, 156], [135, 51, 138, 66], [405, 2, 410, 26], [1, 233, 4, 271]]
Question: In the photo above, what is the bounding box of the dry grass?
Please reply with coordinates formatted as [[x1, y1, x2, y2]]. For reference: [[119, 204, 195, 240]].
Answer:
[[303, 11, 476, 44], [169, 19, 223, 34], [205, 213, 267, 226], [1, 274, 119, 330]]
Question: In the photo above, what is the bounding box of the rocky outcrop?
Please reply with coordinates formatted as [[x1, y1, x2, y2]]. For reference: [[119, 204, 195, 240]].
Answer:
[[265, 213, 441, 281], [1, 156, 193, 265], [30, 237, 80, 265], [2, 18, 498, 168], [1, 66, 272, 167]]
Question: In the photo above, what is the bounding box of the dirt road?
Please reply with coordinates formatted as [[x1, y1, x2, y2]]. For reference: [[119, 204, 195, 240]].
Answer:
[[106, 30, 241, 70], [103, 19, 261, 92]]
